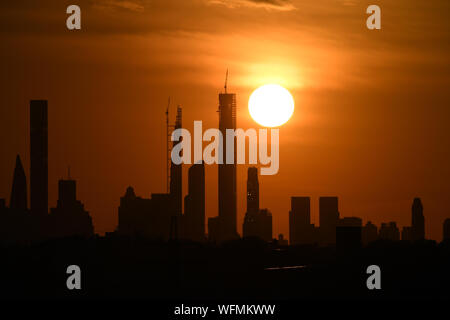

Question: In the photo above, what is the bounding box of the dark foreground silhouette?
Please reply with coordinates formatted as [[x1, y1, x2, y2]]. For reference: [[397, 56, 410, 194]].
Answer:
[[1, 236, 449, 300]]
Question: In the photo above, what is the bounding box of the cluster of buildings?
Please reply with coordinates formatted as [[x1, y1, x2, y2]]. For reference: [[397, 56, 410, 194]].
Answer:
[[115, 83, 449, 246], [116, 106, 207, 242], [288, 195, 434, 249], [0, 100, 93, 245], [116, 86, 272, 243], [1, 87, 450, 246]]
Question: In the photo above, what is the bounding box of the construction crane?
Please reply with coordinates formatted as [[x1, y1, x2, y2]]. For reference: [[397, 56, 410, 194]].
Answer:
[[224, 68, 228, 93], [166, 97, 174, 193]]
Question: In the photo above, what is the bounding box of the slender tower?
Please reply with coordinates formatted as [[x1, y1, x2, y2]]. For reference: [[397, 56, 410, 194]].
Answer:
[[10, 155, 27, 211], [412, 197, 425, 241], [319, 197, 339, 244], [30, 100, 48, 216], [218, 70, 237, 240]]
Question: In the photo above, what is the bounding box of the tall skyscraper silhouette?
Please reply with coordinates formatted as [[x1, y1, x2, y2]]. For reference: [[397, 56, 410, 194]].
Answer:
[[10, 155, 27, 211], [2, 155, 31, 244], [319, 197, 339, 244], [289, 197, 312, 245], [184, 162, 205, 241], [411, 197, 425, 241], [30, 100, 48, 216], [243, 168, 272, 241], [216, 77, 237, 241], [246, 167, 259, 215]]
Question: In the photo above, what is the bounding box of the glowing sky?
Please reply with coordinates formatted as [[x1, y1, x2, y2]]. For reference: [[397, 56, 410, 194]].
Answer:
[[0, 0, 449, 240]]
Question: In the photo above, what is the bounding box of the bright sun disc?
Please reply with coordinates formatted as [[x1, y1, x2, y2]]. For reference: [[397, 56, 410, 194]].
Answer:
[[248, 84, 294, 127]]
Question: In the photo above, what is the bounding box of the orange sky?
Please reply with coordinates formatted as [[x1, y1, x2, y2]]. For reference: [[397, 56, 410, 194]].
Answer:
[[0, 0, 449, 240]]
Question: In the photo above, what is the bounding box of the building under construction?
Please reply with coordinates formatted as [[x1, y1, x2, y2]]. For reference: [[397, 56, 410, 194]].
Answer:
[[208, 72, 239, 242]]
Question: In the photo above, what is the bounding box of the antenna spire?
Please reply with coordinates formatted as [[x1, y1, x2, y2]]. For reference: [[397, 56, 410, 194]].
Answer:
[[224, 69, 228, 93]]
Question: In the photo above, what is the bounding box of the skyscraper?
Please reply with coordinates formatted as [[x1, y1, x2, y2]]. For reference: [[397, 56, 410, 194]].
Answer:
[[411, 197, 425, 241], [184, 162, 205, 242], [319, 196, 340, 244], [10, 155, 27, 211], [243, 167, 272, 242], [30, 100, 48, 216], [289, 197, 312, 245], [246, 167, 259, 215], [217, 81, 237, 241]]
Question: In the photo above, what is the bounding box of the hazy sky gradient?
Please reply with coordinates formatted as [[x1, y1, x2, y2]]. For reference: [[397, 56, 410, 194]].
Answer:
[[1, 0, 449, 240]]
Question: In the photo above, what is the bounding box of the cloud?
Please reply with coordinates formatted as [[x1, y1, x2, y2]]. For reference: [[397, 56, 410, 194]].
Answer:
[[0, 0, 298, 37], [93, 0, 145, 12], [208, 0, 295, 11]]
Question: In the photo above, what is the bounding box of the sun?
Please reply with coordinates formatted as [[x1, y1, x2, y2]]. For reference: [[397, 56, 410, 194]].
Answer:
[[248, 84, 295, 127]]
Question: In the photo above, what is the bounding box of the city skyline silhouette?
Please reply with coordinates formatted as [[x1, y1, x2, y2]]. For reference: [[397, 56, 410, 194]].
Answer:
[[0, 0, 450, 303], [0, 92, 447, 245], [2, 1, 450, 243]]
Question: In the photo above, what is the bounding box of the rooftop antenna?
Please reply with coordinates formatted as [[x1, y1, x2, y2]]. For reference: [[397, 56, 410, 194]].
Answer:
[[224, 68, 228, 93]]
